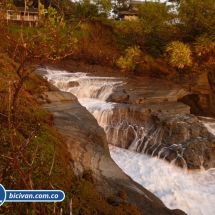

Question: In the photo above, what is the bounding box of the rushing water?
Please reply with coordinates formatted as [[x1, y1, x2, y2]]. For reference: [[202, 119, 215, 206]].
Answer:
[[44, 68, 215, 215]]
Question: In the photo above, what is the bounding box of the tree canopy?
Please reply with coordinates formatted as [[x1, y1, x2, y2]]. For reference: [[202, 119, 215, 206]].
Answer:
[[178, 0, 215, 39]]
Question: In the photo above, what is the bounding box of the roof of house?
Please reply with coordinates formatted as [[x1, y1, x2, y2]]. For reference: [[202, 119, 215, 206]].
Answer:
[[8, 7, 38, 13], [130, 0, 144, 5], [119, 11, 137, 15]]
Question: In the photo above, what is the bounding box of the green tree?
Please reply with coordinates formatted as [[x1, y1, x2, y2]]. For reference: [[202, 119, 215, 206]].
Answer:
[[137, 1, 176, 56], [114, 20, 144, 47], [178, 0, 215, 39], [92, 0, 112, 15], [71, 0, 99, 22], [112, 0, 130, 16], [194, 34, 215, 64]]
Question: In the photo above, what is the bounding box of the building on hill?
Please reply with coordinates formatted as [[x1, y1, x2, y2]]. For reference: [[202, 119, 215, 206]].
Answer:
[[6, 7, 38, 26], [117, 0, 142, 20]]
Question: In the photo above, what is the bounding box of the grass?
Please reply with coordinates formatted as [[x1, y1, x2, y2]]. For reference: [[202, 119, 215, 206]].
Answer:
[[6, 24, 36, 36], [6, 23, 84, 38], [0, 62, 144, 214]]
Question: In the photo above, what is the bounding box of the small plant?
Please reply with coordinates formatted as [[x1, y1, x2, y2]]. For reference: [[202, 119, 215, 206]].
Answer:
[[82, 169, 94, 183], [194, 34, 215, 56], [116, 46, 142, 72], [166, 41, 192, 69], [118, 189, 126, 200], [107, 194, 116, 205]]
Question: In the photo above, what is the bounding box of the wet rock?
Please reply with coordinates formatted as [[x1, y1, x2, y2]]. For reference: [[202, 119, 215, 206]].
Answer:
[[41, 98, 186, 215], [42, 91, 77, 102], [106, 89, 129, 103], [68, 81, 79, 88], [102, 105, 215, 170]]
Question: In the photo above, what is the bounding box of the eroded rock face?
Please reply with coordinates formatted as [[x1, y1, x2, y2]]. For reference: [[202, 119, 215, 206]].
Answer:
[[106, 76, 189, 105], [42, 60, 215, 118], [177, 69, 215, 117], [95, 103, 215, 170], [40, 92, 186, 215]]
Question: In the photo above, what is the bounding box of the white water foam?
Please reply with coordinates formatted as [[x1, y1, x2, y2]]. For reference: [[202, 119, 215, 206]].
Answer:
[[202, 122, 215, 136], [44, 68, 125, 101], [110, 145, 215, 215]]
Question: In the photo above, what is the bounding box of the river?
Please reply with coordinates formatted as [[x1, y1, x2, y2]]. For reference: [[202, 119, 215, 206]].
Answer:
[[44, 68, 215, 215]]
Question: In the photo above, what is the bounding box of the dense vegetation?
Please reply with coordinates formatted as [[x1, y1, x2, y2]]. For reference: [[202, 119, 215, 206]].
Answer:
[[55, 0, 215, 76], [1, 0, 215, 214], [0, 0, 145, 214]]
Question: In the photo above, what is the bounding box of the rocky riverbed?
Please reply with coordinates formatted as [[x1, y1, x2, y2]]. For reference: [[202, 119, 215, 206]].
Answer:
[[36, 67, 215, 170], [35, 68, 185, 215], [34, 63, 215, 214]]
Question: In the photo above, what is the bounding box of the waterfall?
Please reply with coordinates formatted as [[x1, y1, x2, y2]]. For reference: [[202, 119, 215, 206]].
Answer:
[[44, 68, 215, 215], [45, 68, 125, 101]]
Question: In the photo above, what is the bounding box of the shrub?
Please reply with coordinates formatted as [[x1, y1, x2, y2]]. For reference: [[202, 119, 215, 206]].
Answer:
[[116, 46, 142, 72], [118, 189, 126, 200], [194, 34, 215, 56], [166, 41, 192, 69]]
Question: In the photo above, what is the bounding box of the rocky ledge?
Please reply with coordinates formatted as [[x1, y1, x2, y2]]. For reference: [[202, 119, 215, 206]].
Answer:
[[36, 65, 215, 170], [102, 104, 215, 170], [102, 76, 215, 170]]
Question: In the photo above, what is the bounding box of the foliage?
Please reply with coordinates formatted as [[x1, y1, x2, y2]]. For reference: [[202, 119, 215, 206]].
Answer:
[[70, 0, 111, 21], [0, 56, 73, 214], [137, 1, 172, 23], [113, 1, 177, 58], [166, 41, 192, 68], [71, 177, 144, 215], [39, 4, 63, 25], [114, 20, 145, 47], [91, 0, 112, 15], [116, 46, 142, 72], [0, 2, 76, 214], [178, 0, 215, 39], [76, 18, 120, 66], [194, 34, 215, 56], [70, 0, 99, 21], [112, 0, 130, 15], [137, 0, 176, 56]]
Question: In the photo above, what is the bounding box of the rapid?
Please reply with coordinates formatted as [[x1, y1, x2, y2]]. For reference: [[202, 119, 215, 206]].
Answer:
[[44, 68, 215, 215]]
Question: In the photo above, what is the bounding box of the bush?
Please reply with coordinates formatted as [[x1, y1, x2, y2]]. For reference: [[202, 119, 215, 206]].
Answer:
[[118, 189, 127, 200], [166, 41, 192, 69], [116, 46, 142, 72]]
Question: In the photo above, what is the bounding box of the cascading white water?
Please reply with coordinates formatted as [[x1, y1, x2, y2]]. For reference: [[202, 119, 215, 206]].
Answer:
[[110, 145, 215, 215], [44, 68, 215, 215], [45, 68, 125, 101]]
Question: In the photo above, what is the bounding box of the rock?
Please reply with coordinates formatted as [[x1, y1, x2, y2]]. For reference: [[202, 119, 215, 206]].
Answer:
[[41, 97, 186, 215], [68, 81, 79, 88], [101, 104, 215, 170], [48, 83, 59, 91], [34, 68, 48, 76], [42, 91, 77, 102], [106, 89, 129, 103]]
